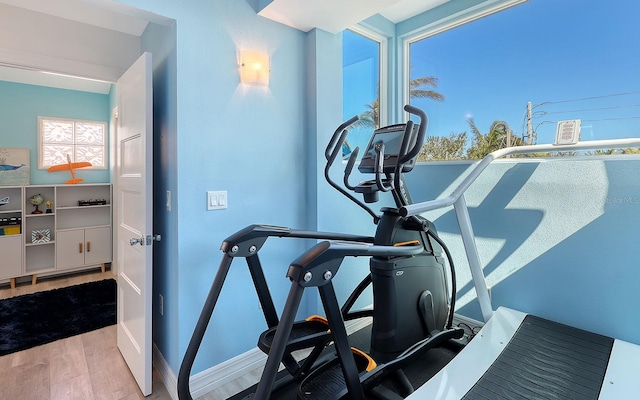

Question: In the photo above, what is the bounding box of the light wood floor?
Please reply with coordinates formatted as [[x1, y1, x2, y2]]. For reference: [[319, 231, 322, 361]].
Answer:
[[0, 269, 114, 300], [0, 270, 276, 400], [0, 270, 172, 400]]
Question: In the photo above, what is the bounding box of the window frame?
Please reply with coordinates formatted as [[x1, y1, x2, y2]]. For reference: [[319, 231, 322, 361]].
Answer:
[[37, 116, 108, 170], [345, 25, 389, 128], [398, 0, 526, 121]]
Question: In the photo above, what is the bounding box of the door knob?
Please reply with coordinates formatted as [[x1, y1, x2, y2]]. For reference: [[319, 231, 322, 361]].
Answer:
[[130, 236, 144, 246]]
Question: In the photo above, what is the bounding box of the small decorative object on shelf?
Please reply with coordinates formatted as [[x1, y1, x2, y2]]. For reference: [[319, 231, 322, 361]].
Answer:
[[29, 194, 44, 214], [78, 199, 107, 206], [47, 154, 92, 184], [31, 228, 51, 243], [0, 216, 21, 235], [0, 196, 10, 207], [46, 200, 53, 213]]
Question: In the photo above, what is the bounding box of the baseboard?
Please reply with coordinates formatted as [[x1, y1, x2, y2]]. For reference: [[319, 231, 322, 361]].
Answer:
[[153, 318, 372, 399], [189, 346, 267, 398], [452, 313, 484, 329], [152, 342, 267, 400], [153, 343, 179, 400]]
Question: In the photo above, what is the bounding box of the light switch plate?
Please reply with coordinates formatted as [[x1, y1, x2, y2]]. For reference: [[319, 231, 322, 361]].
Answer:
[[207, 191, 227, 210]]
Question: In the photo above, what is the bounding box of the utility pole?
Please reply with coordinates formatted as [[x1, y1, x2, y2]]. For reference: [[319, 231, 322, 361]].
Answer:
[[527, 101, 533, 145]]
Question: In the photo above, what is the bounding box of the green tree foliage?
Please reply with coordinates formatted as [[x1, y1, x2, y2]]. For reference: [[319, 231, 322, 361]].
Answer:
[[410, 76, 446, 103], [587, 148, 640, 155], [466, 119, 524, 159], [418, 132, 467, 161], [353, 76, 445, 130], [352, 98, 379, 130]]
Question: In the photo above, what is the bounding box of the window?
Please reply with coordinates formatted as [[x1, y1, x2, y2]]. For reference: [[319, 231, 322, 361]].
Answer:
[[404, 0, 640, 160], [38, 117, 107, 169], [342, 27, 387, 158]]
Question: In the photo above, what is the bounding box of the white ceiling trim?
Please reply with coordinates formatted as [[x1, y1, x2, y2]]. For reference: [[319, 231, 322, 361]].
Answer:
[[258, 0, 401, 34], [380, 0, 450, 23], [258, 0, 451, 33], [0, 0, 171, 93], [0, 0, 149, 36], [0, 65, 112, 94]]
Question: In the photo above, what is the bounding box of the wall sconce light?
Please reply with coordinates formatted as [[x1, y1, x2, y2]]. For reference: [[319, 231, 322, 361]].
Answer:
[[239, 50, 270, 86]]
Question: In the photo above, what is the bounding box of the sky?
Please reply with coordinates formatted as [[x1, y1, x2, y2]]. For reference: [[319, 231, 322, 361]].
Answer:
[[343, 0, 640, 153], [408, 0, 640, 146]]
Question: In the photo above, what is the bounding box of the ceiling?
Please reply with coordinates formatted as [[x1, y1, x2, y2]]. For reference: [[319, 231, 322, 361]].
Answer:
[[0, 0, 448, 93], [0, 0, 153, 36], [0, 64, 114, 94], [259, 0, 450, 33]]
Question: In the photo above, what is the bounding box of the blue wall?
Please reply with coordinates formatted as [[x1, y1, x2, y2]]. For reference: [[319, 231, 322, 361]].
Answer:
[[115, 0, 319, 373], [0, 81, 111, 184], [405, 157, 640, 345]]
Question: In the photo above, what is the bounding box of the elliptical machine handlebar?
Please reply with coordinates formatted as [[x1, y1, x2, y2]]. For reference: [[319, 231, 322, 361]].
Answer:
[[323, 115, 382, 222], [325, 115, 359, 162], [398, 104, 428, 166], [392, 105, 428, 208], [323, 105, 430, 222]]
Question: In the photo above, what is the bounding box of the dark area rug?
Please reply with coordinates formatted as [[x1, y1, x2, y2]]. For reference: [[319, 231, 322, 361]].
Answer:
[[0, 278, 116, 356]]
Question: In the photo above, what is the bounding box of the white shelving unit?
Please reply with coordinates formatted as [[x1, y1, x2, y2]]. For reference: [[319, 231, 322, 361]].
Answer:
[[55, 184, 111, 272], [0, 186, 24, 282], [24, 186, 56, 280], [0, 184, 112, 287]]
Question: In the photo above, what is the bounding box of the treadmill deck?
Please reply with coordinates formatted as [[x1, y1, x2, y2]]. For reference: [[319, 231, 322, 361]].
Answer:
[[407, 307, 640, 399]]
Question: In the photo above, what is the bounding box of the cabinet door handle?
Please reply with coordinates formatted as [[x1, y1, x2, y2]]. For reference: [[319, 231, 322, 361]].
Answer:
[[79, 243, 83, 253], [87, 241, 91, 252]]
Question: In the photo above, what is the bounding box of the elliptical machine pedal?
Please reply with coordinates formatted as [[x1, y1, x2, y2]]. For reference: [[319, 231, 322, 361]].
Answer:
[[257, 315, 332, 378], [298, 347, 376, 400]]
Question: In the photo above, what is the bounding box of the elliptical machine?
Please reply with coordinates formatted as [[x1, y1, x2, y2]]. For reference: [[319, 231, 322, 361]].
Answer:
[[177, 105, 462, 399]]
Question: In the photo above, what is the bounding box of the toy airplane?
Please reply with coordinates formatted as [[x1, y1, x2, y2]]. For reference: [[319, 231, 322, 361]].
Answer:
[[47, 154, 92, 184]]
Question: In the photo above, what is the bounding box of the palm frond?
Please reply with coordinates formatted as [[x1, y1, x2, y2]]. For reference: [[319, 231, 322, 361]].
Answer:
[[410, 76, 445, 102], [410, 90, 446, 101]]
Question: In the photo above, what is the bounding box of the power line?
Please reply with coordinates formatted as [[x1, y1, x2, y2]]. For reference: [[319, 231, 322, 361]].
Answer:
[[534, 91, 640, 106], [533, 116, 640, 129], [582, 116, 640, 122], [538, 104, 640, 115]]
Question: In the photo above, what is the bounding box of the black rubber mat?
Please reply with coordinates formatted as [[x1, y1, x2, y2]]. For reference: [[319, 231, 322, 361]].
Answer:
[[463, 315, 614, 400]]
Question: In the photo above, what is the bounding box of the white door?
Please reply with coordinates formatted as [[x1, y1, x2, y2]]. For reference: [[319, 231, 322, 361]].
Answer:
[[115, 52, 153, 395]]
